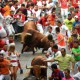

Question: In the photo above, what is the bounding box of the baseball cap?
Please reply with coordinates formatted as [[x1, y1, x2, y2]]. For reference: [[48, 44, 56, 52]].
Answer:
[[74, 15, 78, 18]]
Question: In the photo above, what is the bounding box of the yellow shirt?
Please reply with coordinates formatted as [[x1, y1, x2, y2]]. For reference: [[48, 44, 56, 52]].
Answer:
[[3, 5, 10, 16], [54, 54, 75, 71], [64, 18, 75, 30]]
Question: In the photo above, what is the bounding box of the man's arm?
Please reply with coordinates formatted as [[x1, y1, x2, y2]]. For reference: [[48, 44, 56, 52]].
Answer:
[[44, 59, 54, 62], [70, 55, 75, 72], [72, 49, 80, 56], [72, 62, 75, 71]]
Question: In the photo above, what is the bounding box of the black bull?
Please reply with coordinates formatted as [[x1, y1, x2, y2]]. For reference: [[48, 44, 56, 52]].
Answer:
[[22, 29, 52, 54], [23, 56, 47, 80]]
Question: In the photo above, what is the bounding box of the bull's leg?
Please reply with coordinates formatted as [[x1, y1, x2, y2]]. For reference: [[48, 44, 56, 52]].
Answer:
[[42, 49, 45, 54], [32, 48, 35, 55], [32, 47, 38, 55], [21, 44, 28, 54]]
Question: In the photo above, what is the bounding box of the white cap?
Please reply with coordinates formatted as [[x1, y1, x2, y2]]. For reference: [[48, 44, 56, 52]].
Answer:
[[74, 15, 78, 18], [0, 52, 4, 56]]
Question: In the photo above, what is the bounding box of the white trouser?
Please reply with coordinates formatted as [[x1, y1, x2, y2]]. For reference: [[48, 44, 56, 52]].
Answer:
[[61, 8, 68, 21], [67, 30, 72, 38], [0, 74, 10, 80], [6, 24, 15, 35], [43, 26, 48, 34]]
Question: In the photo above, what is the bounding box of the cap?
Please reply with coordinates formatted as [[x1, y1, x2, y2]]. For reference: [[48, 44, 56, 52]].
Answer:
[[74, 15, 78, 18]]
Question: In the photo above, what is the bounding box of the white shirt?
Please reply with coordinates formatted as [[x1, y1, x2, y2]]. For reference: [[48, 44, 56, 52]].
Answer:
[[37, 1, 43, 7], [47, 50, 61, 67], [6, 40, 15, 47], [45, 31, 54, 36], [0, 13, 4, 26], [11, 6, 15, 12], [47, 47, 54, 57], [45, 31, 55, 40], [9, 52, 18, 66], [46, 1, 55, 14], [0, 75, 4, 80], [74, 72, 80, 79], [60, 25, 68, 36], [32, 9, 41, 19], [5, 15, 13, 24], [52, 51, 61, 58], [27, 10, 33, 20]]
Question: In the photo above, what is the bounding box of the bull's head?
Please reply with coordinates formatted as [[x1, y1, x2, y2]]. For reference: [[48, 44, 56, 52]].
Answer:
[[15, 32, 32, 43], [26, 65, 47, 80]]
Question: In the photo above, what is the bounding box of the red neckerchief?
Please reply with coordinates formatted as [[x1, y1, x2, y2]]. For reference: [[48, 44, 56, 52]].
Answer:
[[34, 9, 38, 12], [2, 48, 7, 52], [9, 40, 14, 43], [54, 69, 60, 73], [0, 26, 2, 30]]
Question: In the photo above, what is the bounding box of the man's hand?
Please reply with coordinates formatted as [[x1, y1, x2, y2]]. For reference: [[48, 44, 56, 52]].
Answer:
[[74, 53, 80, 56]]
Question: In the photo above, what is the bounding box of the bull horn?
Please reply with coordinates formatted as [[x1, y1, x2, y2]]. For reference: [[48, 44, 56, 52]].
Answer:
[[26, 66, 33, 69], [40, 66, 47, 68], [15, 33, 22, 36], [26, 33, 32, 36]]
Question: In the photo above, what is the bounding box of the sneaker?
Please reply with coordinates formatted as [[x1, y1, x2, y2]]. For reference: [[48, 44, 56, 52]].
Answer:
[[20, 69, 23, 74]]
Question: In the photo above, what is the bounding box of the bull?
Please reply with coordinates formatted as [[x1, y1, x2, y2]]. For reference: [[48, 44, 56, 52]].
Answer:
[[15, 20, 37, 43], [22, 29, 52, 54], [23, 56, 47, 80]]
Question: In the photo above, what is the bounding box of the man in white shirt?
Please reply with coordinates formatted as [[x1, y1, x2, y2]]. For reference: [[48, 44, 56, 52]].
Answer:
[[46, 0, 55, 14], [59, 0, 68, 21], [37, 0, 43, 8], [45, 26, 55, 40], [74, 65, 80, 80], [32, 5, 41, 20], [47, 44, 61, 67], [56, 20, 68, 37], [11, 1, 19, 14]]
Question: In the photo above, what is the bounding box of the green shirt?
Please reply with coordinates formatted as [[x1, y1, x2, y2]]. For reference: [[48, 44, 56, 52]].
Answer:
[[72, 46, 80, 61], [54, 54, 75, 71], [64, 18, 75, 30]]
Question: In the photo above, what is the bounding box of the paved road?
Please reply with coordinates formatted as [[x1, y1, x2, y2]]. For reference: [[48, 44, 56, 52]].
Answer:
[[15, 40, 73, 80], [15, 41, 51, 80]]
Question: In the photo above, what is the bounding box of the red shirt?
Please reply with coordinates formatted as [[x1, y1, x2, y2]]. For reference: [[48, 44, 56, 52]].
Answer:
[[19, 0, 22, 4], [14, 14, 25, 21], [0, 59, 10, 75], [57, 33, 65, 46], [47, 14, 55, 26], [0, 39, 6, 49], [32, 0, 37, 4], [59, 0, 68, 9], [76, 28, 80, 34], [71, 0, 78, 8], [76, 11, 80, 20], [38, 16, 48, 27]]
